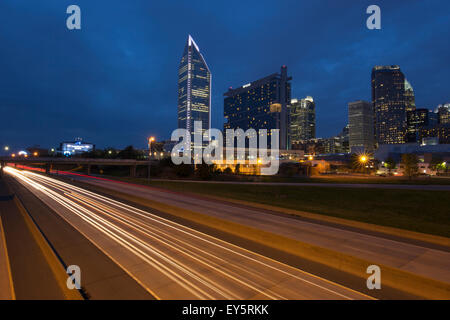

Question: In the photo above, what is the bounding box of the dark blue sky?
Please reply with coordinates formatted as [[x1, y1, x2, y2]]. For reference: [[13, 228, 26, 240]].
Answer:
[[1, 0, 449, 150]]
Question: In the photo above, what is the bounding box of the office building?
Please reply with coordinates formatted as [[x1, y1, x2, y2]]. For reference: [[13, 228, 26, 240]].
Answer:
[[419, 125, 450, 145], [289, 97, 315, 145], [224, 66, 291, 149], [429, 110, 439, 127], [437, 103, 450, 125], [371, 65, 414, 145], [60, 138, 94, 156], [177, 35, 211, 144], [406, 108, 429, 143], [348, 100, 374, 152], [404, 79, 416, 112]]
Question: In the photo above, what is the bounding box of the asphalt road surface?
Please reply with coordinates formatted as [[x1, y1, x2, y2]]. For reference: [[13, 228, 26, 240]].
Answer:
[[60, 173, 450, 285], [5, 167, 372, 300]]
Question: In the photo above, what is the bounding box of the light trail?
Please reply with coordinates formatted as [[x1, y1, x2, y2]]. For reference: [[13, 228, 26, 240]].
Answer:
[[5, 167, 373, 300]]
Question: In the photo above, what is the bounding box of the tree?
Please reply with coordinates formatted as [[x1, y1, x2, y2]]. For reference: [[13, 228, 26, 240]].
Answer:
[[384, 157, 396, 175], [117, 145, 145, 160], [174, 164, 193, 177], [401, 153, 418, 179], [430, 156, 444, 174], [234, 163, 240, 175], [195, 163, 216, 180], [223, 167, 233, 175], [279, 163, 298, 177]]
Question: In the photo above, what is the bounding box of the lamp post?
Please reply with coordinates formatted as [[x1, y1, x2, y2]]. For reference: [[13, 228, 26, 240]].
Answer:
[[359, 155, 368, 174], [148, 136, 155, 180]]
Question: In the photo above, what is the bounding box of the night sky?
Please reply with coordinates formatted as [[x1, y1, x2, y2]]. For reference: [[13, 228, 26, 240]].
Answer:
[[1, 0, 449, 151]]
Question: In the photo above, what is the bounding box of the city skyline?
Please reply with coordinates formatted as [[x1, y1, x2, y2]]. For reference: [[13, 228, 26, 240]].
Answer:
[[0, 1, 449, 305], [1, 1, 449, 150]]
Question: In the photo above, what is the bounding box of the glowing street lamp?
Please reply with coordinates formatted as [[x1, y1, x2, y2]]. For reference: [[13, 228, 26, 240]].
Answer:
[[11, 153, 16, 158], [4, 146, 9, 151], [148, 136, 155, 180], [33, 152, 38, 157], [359, 155, 367, 164]]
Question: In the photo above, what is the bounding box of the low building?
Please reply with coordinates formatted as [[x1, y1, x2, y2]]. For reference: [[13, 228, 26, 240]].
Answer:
[[60, 138, 94, 156], [374, 143, 450, 162]]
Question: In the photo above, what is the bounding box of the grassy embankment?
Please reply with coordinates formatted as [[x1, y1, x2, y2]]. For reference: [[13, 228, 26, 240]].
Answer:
[[129, 179, 450, 238]]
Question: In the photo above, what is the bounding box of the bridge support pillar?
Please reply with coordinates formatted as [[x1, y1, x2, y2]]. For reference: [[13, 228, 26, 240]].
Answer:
[[130, 165, 136, 177]]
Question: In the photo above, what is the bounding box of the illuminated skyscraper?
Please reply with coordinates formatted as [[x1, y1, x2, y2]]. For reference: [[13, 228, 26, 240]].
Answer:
[[224, 66, 291, 149], [289, 96, 315, 144], [177, 35, 211, 143], [437, 103, 450, 125], [404, 79, 416, 112], [371, 65, 414, 145]]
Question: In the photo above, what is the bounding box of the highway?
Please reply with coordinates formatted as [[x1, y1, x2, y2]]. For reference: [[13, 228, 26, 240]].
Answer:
[[60, 172, 450, 285], [4, 167, 371, 300]]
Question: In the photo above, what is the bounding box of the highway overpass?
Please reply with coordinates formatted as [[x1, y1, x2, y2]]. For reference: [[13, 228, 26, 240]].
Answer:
[[0, 157, 154, 176]]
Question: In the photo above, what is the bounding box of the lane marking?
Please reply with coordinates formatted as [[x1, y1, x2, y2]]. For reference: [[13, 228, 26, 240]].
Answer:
[[9, 168, 374, 299], [0, 214, 15, 300]]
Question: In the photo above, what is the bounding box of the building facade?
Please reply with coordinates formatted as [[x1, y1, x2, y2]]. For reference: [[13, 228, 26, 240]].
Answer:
[[437, 103, 450, 125], [177, 35, 211, 144], [348, 100, 374, 153], [419, 125, 450, 145], [404, 79, 416, 112], [371, 65, 414, 145], [60, 138, 94, 156], [289, 97, 315, 146], [223, 66, 291, 149], [406, 108, 429, 143]]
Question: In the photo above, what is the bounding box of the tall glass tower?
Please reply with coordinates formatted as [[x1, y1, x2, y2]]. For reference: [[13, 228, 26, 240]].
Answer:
[[371, 65, 414, 145], [178, 35, 211, 143], [289, 96, 315, 144]]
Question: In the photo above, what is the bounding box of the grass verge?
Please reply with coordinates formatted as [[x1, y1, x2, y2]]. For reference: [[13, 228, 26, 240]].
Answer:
[[136, 179, 450, 238]]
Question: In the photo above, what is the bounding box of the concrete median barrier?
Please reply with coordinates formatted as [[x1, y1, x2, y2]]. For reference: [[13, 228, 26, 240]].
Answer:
[[10, 191, 83, 300]]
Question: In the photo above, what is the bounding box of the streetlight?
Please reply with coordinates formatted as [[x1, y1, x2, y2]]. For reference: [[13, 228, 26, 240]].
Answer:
[[359, 154, 369, 174], [148, 136, 155, 180], [4, 146, 9, 151]]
